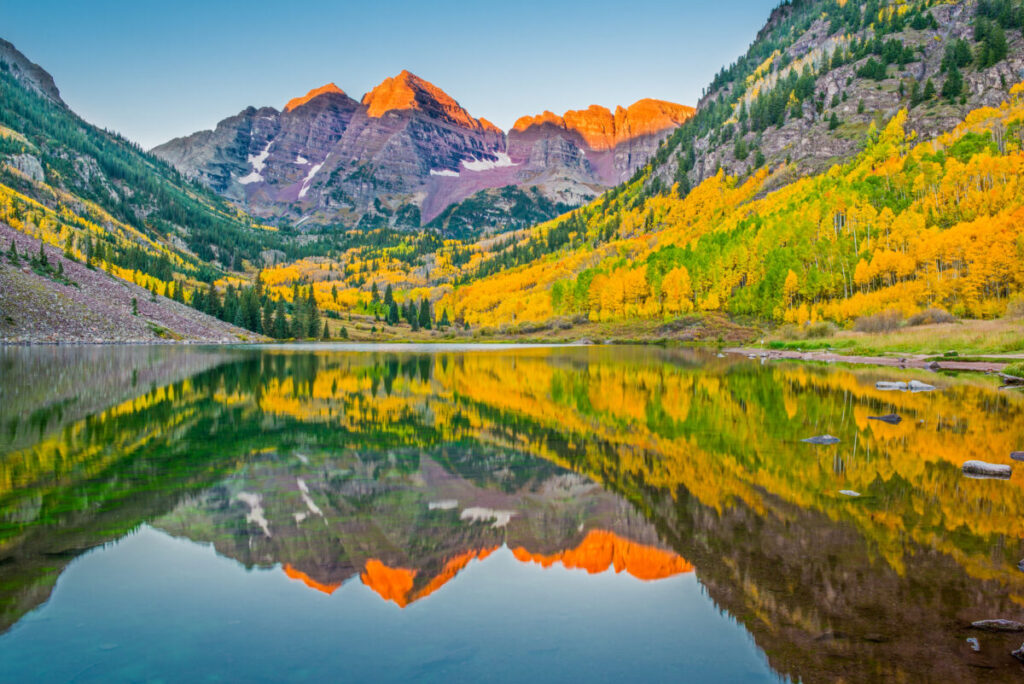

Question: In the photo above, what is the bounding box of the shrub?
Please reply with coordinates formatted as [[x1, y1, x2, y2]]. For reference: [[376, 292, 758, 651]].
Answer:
[[1005, 361, 1024, 378], [853, 309, 902, 333], [1006, 296, 1024, 319], [905, 307, 956, 326], [805, 321, 837, 338], [776, 323, 802, 339]]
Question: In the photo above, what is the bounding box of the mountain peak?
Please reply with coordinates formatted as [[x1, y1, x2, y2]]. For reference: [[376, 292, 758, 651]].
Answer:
[[0, 38, 64, 106], [513, 99, 694, 150], [361, 71, 487, 131], [284, 83, 347, 112]]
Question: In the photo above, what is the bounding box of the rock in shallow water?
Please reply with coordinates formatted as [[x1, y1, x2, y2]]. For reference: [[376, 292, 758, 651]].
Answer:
[[802, 435, 841, 445], [1011, 451, 1024, 462], [971, 619, 1024, 632], [961, 460, 1012, 478], [875, 380, 937, 392], [839, 490, 861, 497], [868, 413, 902, 424]]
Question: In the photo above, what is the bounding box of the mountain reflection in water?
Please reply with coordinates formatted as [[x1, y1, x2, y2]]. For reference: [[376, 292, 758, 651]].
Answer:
[[1, 344, 1023, 682]]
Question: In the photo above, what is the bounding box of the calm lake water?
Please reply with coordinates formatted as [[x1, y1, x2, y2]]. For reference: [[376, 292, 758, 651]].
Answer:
[[1, 344, 1023, 682]]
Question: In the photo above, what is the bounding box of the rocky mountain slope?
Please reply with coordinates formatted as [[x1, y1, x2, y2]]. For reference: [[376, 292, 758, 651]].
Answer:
[[656, 0, 1024, 194], [0, 39, 305, 341], [0, 40, 285, 271], [152, 72, 693, 234], [0, 223, 261, 343]]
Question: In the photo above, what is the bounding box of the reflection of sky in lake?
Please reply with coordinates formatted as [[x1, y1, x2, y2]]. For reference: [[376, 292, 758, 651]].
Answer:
[[0, 525, 781, 683]]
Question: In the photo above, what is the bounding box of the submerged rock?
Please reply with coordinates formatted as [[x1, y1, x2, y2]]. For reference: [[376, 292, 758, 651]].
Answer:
[[908, 380, 936, 392], [971, 619, 1024, 632], [868, 414, 902, 425], [961, 460, 1012, 478], [966, 637, 980, 652], [802, 435, 841, 445], [839, 490, 861, 497]]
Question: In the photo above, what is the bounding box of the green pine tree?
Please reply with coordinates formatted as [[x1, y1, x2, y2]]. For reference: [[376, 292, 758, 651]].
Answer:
[[418, 298, 432, 330], [942, 66, 963, 100], [273, 300, 288, 339]]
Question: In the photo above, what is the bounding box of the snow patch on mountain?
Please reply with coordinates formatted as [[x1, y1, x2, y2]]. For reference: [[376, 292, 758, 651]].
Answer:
[[299, 160, 325, 198], [238, 141, 272, 185], [462, 152, 517, 172]]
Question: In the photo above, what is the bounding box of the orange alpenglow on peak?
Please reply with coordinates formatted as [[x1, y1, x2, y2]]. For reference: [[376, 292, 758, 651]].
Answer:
[[513, 99, 695, 150], [512, 530, 693, 581], [282, 563, 342, 595], [477, 117, 503, 136], [360, 548, 497, 608], [284, 83, 347, 112], [361, 70, 495, 132], [355, 534, 689, 607]]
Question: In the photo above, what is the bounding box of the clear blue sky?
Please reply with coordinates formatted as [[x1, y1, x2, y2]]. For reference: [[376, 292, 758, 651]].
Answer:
[[5, 0, 780, 149]]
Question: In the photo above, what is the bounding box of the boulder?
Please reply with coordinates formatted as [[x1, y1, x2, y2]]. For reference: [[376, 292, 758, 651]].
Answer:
[[961, 460, 1012, 478], [868, 414, 902, 425], [971, 619, 1024, 632], [908, 380, 936, 392], [802, 435, 841, 445]]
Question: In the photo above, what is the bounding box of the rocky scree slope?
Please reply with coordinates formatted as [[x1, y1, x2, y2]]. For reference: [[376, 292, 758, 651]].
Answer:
[[0, 223, 261, 343]]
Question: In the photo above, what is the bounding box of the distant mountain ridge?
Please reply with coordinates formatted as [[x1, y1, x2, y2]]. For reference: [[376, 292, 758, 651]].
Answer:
[[151, 72, 693, 234]]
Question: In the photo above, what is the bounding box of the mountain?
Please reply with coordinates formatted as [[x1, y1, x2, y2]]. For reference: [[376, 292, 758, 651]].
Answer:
[[0, 38, 62, 106], [152, 73, 693, 235], [433, 0, 1024, 330], [656, 0, 1024, 195], [0, 38, 283, 342]]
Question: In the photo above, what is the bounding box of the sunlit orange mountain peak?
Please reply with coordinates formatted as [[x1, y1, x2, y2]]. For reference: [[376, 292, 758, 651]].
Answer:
[[283, 563, 342, 595], [512, 530, 694, 580], [355, 532, 690, 608], [512, 99, 694, 150], [361, 559, 417, 607], [283, 83, 347, 112], [361, 70, 493, 132], [361, 548, 498, 607]]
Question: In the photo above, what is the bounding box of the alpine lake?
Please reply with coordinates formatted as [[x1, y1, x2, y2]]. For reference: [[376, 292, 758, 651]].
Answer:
[[1, 343, 1023, 683]]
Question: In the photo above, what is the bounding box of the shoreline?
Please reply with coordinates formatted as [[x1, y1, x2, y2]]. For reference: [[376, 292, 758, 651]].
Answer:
[[723, 347, 1018, 373]]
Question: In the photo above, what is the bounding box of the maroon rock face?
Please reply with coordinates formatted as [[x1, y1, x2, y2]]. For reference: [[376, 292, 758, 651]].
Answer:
[[151, 75, 693, 232]]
